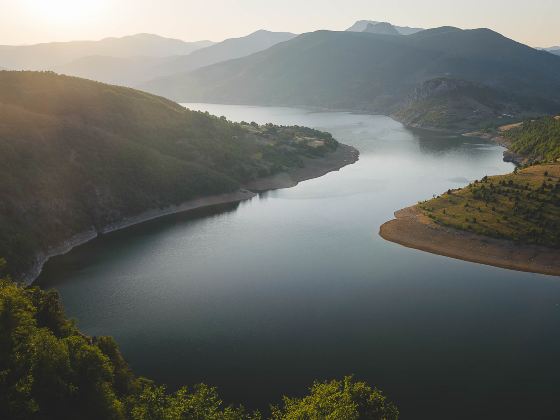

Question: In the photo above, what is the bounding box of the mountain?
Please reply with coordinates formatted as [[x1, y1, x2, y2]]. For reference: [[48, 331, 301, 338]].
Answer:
[[545, 47, 560, 56], [0, 34, 213, 70], [53, 55, 173, 87], [52, 30, 296, 87], [0, 71, 343, 278], [346, 20, 424, 35], [155, 30, 297, 77], [362, 22, 401, 36], [141, 27, 560, 127], [393, 78, 534, 130]]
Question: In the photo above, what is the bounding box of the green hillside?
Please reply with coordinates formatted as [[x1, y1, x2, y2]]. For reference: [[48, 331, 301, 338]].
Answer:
[[0, 271, 399, 419], [419, 164, 560, 247], [142, 28, 560, 125], [504, 117, 560, 162], [0, 71, 338, 277]]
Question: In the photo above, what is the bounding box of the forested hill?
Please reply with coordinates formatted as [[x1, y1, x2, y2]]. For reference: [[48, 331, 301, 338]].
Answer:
[[504, 117, 560, 163], [0, 71, 338, 278]]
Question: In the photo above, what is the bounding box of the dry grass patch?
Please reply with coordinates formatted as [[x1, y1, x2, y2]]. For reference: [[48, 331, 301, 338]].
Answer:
[[419, 164, 560, 247]]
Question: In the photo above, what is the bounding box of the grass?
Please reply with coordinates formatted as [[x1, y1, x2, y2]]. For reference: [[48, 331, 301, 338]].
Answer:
[[418, 164, 560, 247]]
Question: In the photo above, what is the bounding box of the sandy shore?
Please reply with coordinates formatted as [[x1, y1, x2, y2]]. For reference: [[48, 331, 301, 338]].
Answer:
[[380, 206, 560, 277], [25, 144, 359, 285]]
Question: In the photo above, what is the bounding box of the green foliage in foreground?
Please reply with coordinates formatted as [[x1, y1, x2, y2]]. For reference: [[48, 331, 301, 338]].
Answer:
[[271, 376, 399, 420], [505, 117, 560, 162], [419, 164, 560, 247], [0, 275, 398, 420]]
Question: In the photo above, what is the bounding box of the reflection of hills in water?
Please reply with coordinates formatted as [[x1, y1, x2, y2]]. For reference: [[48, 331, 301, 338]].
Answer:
[[257, 177, 387, 201], [411, 128, 499, 157], [37, 201, 243, 286]]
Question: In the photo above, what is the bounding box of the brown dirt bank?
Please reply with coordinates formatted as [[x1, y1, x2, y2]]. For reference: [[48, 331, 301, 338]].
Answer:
[[26, 144, 359, 285], [379, 206, 560, 277]]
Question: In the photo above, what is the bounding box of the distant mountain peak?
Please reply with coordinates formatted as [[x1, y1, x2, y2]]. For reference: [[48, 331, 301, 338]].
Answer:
[[346, 20, 424, 35], [244, 29, 296, 39], [363, 22, 401, 36]]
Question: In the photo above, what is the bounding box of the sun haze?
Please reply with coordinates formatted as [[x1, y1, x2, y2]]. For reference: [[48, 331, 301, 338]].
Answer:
[[2, 0, 559, 47]]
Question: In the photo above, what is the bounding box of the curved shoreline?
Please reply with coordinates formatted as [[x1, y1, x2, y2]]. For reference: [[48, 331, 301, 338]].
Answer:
[[380, 206, 560, 277], [25, 144, 359, 285]]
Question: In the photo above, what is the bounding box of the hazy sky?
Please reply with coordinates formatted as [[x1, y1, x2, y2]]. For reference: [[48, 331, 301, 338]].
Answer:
[[2, 0, 559, 47]]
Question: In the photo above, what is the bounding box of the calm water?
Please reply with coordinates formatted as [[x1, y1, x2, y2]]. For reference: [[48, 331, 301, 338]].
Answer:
[[39, 105, 560, 419]]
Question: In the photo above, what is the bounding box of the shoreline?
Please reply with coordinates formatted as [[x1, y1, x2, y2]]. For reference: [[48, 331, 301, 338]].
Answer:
[[25, 144, 359, 285], [244, 144, 359, 191], [379, 206, 560, 277], [462, 128, 527, 166]]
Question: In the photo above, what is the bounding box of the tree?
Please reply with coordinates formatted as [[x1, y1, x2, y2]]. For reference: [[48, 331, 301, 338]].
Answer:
[[270, 376, 398, 420]]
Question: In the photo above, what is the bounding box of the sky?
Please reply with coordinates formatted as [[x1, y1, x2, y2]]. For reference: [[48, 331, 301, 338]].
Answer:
[[1, 0, 559, 47]]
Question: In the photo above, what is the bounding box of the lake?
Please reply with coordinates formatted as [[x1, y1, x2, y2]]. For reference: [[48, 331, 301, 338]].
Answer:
[[39, 105, 560, 419]]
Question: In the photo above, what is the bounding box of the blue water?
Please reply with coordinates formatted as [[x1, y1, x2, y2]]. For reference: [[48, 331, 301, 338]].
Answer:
[[39, 105, 560, 419]]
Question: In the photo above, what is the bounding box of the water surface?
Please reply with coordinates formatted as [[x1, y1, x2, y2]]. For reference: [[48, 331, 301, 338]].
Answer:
[[40, 105, 560, 419]]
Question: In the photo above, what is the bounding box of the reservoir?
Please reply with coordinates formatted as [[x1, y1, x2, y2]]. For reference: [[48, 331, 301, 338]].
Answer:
[[39, 105, 560, 419]]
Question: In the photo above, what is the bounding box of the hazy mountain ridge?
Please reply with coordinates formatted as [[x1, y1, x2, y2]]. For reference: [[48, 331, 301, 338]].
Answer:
[[53, 55, 171, 87], [141, 27, 560, 128], [155, 30, 297, 77], [0, 33, 213, 70], [29, 30, 296, 87]]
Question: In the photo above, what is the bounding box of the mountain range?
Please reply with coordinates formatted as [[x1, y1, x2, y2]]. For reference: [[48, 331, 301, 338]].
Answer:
[[2, 22, 558, 130], [0, 30, 296, 87], [142, 27, 560, 129], [153, 30, 296, 77], [0, 34, 213, 70]]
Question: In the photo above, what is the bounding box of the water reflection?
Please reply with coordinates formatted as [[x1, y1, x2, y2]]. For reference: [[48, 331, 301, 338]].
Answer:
[[38, 105, 560, 420]]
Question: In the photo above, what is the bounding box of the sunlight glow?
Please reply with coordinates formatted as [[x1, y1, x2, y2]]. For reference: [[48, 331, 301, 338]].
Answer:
[[24, 0, 105, 24]]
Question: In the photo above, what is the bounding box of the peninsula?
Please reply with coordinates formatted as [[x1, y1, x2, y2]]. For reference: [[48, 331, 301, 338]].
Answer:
[[0, 71, 358, 283], [381, 164, 560, 276], [381, 116, 560, 276]]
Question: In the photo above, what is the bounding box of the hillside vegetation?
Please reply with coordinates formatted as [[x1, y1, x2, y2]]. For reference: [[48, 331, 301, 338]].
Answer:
[[0, 269, 399, 420], [0, 71, 338, 277], [419, 164, 560, 247], [504, 117, 560, 162], [393, 78, 526, 130]]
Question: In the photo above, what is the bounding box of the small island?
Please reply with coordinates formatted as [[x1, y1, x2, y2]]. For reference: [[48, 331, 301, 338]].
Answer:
[[381, 116, 560, 276]]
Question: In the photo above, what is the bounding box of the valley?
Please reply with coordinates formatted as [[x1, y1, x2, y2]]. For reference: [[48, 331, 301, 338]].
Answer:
[[1, 7, 560, 419]]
